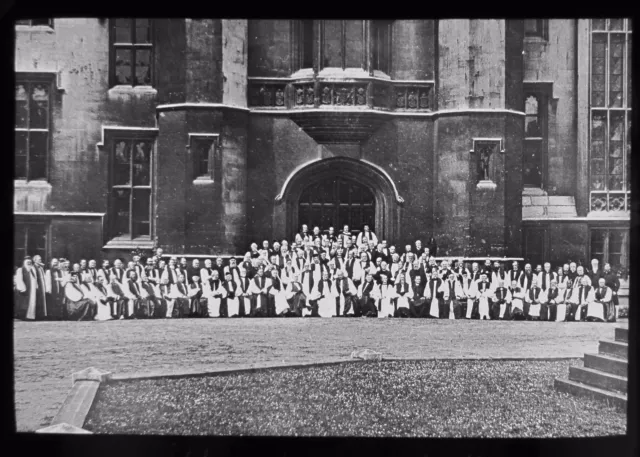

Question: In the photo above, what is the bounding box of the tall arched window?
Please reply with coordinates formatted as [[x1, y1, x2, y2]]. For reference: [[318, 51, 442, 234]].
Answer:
[[294, 20, 391, 74]]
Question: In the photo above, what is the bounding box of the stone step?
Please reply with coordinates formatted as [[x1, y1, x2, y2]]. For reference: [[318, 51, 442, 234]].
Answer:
[[615, 327, 629, 343], [569, 366, 627, 394], [584, 353, 628, 377], [599, 339, 628, 359], [554, 378, 627, 411]]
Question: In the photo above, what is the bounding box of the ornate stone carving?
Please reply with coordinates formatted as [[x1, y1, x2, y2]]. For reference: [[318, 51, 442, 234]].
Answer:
[[419, 88, 430, 109], [396, 89, 407, 108], [305, 86, 314, 105], [334, 86, 354, 105], [591, 194, 607, 211], [609, 194, 625, 211], [407, 90, 418, 108], [275, 88, 285, 106], [295, 87, 304, 105], [321, 86, 332, 105], [356, 87, 366, 105]]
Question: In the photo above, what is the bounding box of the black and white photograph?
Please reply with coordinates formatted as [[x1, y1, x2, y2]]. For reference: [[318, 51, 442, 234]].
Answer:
[[12, 17, 631, 440]]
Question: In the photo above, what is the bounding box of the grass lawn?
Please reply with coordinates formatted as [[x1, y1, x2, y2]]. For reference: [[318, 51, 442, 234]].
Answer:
[[83, 359, 626, 437]]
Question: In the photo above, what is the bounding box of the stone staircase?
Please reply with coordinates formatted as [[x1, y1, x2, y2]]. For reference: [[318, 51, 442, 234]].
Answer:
[[554, 327, 628, 411]]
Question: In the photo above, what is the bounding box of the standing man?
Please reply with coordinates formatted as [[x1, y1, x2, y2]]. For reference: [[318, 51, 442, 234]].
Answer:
[[15, 256, 48, 320], [356, 224, 378, 249], [602, 263, 620, 322], [537, 262, 557, 294], [45, 258, 64, 320]]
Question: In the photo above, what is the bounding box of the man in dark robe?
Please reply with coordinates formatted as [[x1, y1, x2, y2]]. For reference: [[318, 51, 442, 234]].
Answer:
[[222, 271, 240, 317], [524, 278, 544, 321], [249, 266, 270, 317], [110, 259, 126, 285], [357, 273, 378, 317], [172, 274, 191, 318], [188, 276, 207, 317], [602, 263, 620, 322], [519, 263, 535, 291], [409, 276, 429, 318], [393, 274, 412, 317], [508, 280, 526, 321], [587, 259, 604, 287], [187, 259, 201, 284], [45, 258, 64, 320], [285, 273, 306, 317], [107, 274, 127, 319], [63, 273, 97, 321], [139, 274, 158, 318], [409, 260, 427, 287], [507, 260, 522, 286], [124, 271, 145, 319], [491, 280, 511, 320], [546, 280, 561, 321], [14, 256, 47, 320]]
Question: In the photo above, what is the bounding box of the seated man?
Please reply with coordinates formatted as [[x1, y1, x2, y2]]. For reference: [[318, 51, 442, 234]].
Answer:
[[222, 271, 240, 317], [63, 273, 97, 321], [356, 273, 380, 317], [409, 275, 429, 318], [158, 277, 174, 318], [171, 274, 191, 318], [586, 277, 612, 322], [491, 279, 512, 320], [138, 274, 158, 318], [570, 276, 595, 322], [545, 279, 561, 322], [442, 271, 462, 319], [508, 280, 526, 321], [392, 273, 413, 317], [206, 270, 227, 317], [554, 279, 573, 322], [248, 266, 271, 317], [331, 269, 357, 317], [188, 276, 207, 317], [475, 273, 493, 320], [86, 275, 114, 321], [425, 270, 447, 319], [268, 268, 288, 317], [123, 270, 145, 319], [309, 270, 335, 317], [285, 272, 307, 317], [236, 269, 253, 317], [524, 277, 545, 321]]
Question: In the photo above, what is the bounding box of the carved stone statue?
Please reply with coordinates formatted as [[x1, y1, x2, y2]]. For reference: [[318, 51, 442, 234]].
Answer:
[[480, 148, 491, 181]]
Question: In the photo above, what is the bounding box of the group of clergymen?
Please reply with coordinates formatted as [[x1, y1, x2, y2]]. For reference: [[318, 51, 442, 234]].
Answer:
[[13, 224, 622, 323]]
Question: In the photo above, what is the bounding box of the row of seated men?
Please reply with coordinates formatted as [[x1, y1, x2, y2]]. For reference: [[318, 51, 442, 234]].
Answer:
[[14, 249, 620, 322]]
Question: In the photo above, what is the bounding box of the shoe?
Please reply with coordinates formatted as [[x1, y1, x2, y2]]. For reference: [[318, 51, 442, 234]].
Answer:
[[119, 315, 124, 320]]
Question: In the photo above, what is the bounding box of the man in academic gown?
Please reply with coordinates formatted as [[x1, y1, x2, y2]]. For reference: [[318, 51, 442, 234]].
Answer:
[[222, 271, 241, 317], [409, 275, 429, 318], [123, 270, 146, 319], [188, 276, 207, 317], [475, 273, 493, 320], [469, 262, 482, 283], [356, 224, 378, 249], [508, 280, 526, 320], [236, 269, 253, 317], [248, 266, 271, 317], [45, 258, 64, 320], [392, 273, 413, 317], [205, 270, 227, 317], [110, 259, 126, 285], [490, 261, 508, 290], [14, 256, 47, 321], [537, 262, 558, 294], [491, 280, 512, 320], [545, 279, 562, 321], [461, 271, 479, 319], [587, 259, 604, 287], [285, 272, 307, 317], [507, 261, 522, 285], [356, 273, 379, 317], [97, 259, 111, 283], [586, 277, 612, 322], [524, 277, 546, 321], [425, 270, 447, 319], [443, 272, 463, 319], [187, 259, 201, 284], [519, 264, 535, 291], [107, 274, 127, 319], [602, 263, 620, 321], [171, 274, 191, 318], [309, 271, 335, 317], [408, 260, 427, 287], [63, 273, 97, 321], [572, 266, 587, 291]]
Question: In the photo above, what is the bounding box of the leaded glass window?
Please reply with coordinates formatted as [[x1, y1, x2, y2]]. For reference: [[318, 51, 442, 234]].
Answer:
[[589, 19, 632, 212], [15, 78, 51, 181], [110, 19, 153, 87]]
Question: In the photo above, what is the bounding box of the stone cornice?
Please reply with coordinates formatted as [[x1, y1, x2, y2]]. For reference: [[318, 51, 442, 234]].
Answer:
[[155, 103, 250, 113]]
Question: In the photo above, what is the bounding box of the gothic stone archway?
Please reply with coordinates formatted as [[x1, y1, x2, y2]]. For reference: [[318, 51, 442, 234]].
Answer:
[[274, 157, 403, 242]]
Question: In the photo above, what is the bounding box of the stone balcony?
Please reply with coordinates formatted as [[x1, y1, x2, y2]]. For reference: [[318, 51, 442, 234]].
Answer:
[[247, 75, 434, 144]]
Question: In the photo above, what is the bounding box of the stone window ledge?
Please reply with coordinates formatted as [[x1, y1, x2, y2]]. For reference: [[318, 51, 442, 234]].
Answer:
[[193, 177, 214, 185], [14, 180, 52, 189], [16, 25, 55, 33], [107, 85, 157, 98], [103, 237, 155, 250]]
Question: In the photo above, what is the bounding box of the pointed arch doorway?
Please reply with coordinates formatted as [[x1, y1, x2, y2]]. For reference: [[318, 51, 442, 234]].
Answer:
[[298, 177, 375, 237], [274, 157, 404, 242]]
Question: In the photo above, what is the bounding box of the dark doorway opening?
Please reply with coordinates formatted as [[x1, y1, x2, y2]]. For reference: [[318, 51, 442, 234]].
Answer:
[[298, 177, 375, 235]]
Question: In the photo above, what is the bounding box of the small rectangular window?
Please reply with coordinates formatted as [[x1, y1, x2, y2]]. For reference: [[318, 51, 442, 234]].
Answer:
[[15, 78, 52, 181], [110, 18, 153, 87]]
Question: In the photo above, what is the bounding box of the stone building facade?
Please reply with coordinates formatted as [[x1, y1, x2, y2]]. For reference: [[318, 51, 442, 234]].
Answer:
[[14, 19, 631, 272]]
